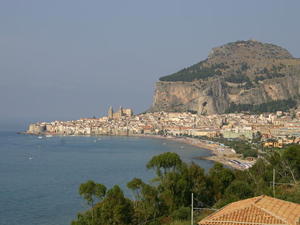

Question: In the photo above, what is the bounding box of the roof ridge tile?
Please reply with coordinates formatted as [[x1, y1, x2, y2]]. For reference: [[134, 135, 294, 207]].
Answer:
[[198, 195, 300, 225]]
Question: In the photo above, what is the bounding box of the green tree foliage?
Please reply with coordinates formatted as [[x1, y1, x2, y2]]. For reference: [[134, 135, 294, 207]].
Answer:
[[147, 152, 182, 177], [225, 180, 253, 199], [240, 62, 250, 71], [276, 183, 300, 203], [72, 147, 300, 225], [96, 185, 134, 225], [72, 185, 133, 225], [254, 65, 286, 83], [220, 139, 258, 158], [225, 98, 297, 114], [127, 178, 162, 225], [159, 62, 227, 82], [224, 73, 250, 83], [282, 145, 300, 179], [127, 178, 144, 200], [188, 163, 213, 206], [71, 211, 92, 225], [171, 207, 190, 221], [78, 180, 106, 224], [79, 181, 107, 207], [208, 163, 235, 201], [254, 73, 285, 82]]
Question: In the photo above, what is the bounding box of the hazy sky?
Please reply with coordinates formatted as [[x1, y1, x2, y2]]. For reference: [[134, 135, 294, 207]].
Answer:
[[1, 0, 300, 128]]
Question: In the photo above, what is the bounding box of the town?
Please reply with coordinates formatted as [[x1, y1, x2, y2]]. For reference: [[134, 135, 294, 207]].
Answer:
[[27, 106, 300, 145], [26, 106, 300, 170]]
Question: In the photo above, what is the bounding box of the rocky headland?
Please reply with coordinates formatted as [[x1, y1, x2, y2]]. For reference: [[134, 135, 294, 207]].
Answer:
[[150, 40, 300, 114]]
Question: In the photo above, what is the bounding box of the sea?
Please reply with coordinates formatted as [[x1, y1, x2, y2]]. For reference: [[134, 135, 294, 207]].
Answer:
[[0, 131, 214, 225]]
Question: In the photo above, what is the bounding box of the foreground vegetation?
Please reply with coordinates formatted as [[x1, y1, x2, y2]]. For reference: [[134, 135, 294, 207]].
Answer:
[[71, 145, 300, 225]]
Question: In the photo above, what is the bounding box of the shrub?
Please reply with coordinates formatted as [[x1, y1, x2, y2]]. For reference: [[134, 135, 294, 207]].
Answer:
[[171, 207, 190, 220]]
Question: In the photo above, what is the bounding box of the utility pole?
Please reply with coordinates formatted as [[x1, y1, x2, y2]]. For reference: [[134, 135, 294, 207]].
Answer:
[[273, 168, 276, 197], [191, 192, 194, 225]]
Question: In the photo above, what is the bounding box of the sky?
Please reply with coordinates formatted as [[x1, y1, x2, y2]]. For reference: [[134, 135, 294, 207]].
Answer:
[[0, 0, 300, 130]]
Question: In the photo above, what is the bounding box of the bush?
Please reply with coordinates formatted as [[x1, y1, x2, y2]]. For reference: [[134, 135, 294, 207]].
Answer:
[[225, 180, 254, 199], [225, 74, 250, 83], [171, 207, 190, 220]]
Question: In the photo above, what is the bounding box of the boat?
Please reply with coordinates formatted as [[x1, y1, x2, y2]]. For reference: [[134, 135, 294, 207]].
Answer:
[[38, 136, 43, 139], [45, 135, 53, 138]]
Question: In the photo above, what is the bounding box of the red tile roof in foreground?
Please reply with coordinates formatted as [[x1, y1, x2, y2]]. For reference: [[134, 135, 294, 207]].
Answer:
[[198, 195, 300, 225]]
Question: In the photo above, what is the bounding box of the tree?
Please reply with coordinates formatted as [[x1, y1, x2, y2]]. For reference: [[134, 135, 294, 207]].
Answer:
[[159, 170, 189, 212], [208, 163, 235, 201], [73, 150, 300, 225], [188, 163, 212, 207], [127, 178, 144, 201], [224, 180, 253, 199], [127, 177, 167, 224], [282, 145, 300, 180], [147, 152, 182, 177], [71, 211, 92, 225], [96, 185, 134, 225], [79, 180, 106, 224]]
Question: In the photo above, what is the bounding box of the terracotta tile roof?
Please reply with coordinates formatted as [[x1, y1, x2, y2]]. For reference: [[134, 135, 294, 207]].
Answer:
[[198, 195, 300, 225]]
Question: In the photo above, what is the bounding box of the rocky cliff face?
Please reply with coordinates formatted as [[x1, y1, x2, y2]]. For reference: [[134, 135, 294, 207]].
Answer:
[[150, 40, 300, 114]]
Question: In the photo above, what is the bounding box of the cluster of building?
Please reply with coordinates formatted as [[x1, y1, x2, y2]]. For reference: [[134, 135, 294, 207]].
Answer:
[[27, 107, 300, 147]]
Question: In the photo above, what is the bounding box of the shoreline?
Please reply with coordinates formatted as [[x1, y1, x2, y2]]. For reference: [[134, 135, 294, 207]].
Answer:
[[133, 134, 256, 170], [23, 132, 255, 170]]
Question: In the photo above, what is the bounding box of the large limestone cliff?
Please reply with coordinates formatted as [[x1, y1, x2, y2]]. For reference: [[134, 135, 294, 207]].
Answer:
[[151, 79, 229, 114], [150, 40, 300, 114]]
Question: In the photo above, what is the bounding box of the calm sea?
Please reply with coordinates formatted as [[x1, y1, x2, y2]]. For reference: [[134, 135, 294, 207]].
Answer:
[[0, 131, 214, 225]]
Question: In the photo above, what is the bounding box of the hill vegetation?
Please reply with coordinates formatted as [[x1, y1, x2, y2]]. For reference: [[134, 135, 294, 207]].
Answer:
[[151, 40, 300, 114], [225, 98, 297, 114], [71, 145, 300, 225], [159, 40, 294, 83], [159, 62, 226, 82]]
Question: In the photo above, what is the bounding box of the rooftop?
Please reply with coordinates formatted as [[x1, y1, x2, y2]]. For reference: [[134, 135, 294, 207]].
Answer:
[[198, 195, 300, 225]]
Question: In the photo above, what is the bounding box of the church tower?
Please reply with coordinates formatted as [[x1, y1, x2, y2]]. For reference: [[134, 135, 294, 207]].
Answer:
[[119, 106, 124, 117], [108, 106, 113, 119]]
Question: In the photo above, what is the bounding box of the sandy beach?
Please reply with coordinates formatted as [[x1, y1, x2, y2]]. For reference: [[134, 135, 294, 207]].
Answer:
[[134, 134, 256, 170]]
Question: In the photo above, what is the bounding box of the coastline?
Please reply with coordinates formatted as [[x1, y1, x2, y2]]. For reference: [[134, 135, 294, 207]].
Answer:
[[24, 131, 255, 170], [133, 134, 256, 170]]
